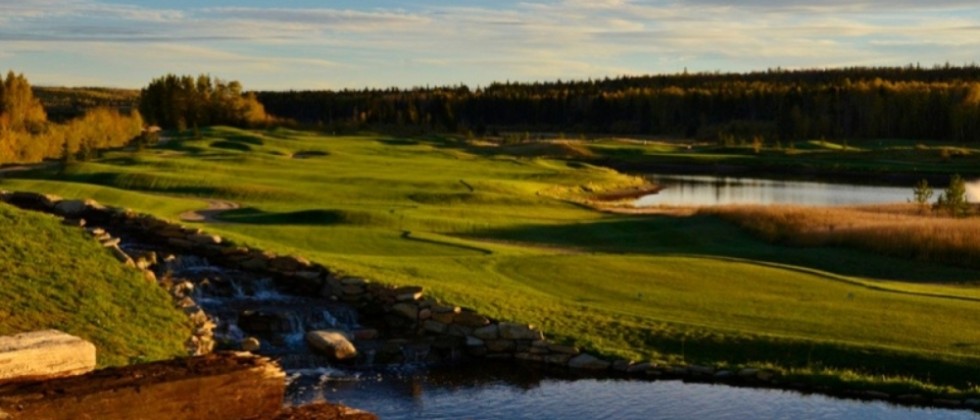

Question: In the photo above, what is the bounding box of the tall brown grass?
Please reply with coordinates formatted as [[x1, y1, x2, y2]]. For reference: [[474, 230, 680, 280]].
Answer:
[[703, 203, 980, 269]]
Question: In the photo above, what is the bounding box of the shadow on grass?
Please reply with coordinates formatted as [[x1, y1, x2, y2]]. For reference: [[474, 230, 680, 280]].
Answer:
[[465, 215, 980, 284], [211, 141, 253, 152], [400, 230, 492, 255], [376, 139, 420, 146], [215, 207, 345, 225]]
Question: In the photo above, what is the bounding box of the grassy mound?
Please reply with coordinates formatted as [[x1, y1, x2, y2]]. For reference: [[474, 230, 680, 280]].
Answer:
[[0, 203, 190, 367]]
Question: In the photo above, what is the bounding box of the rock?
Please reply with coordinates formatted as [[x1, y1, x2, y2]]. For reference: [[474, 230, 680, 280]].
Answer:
[[689, 365, 715, 376], [486, 340, 516, 353], [107, 245, 135, 267], [568, 353, 611, 370], [167, 237, 194, 250], [547, 344, 580, 355], [270, 255, 310, 272], [342, 285, 365, 295], [0, 353, 286, 420], [423, 320, 447, 334], [0, 330, 96, 383], [756, 370, 776, 381], [446, 325, 472, 337], [472, 324, 499, 340], [863, 391, 890, 400], [737, 368, 759, 378], [432, 305, 460, 314], [964, 398, 980, 408], [62, 218, 86, 227], [341, 277, 367, 286], [390, 303, 418, 320], [465, 336, 485, 347], [86, 227, 106, 237], [54, 199, 103, 217], [454, 312, 490, 328], [418, 308, 432, 320], [627, 362, 652, 374], [498, 322, 543, 340], [612, 360, 634, 372], [431, 312, 455, 324], [188, 233, 222, 245], [352, 329, 379, 341], [932, 399, 962, 407], [240, 257, 268, 271], [101, 237, 122, 248], [242, 337, 262, 352], [306, 331, 358, 360], [896, 394, 925, 404], [713, 370, 734, 379], [393, 286, 423, 302], [544, 354, 573, 365], [515, 353, 544, 363]]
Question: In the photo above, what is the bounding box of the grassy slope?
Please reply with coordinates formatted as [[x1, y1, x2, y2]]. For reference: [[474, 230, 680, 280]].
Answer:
[[585, 138, 980, 178], [4, 127, 980, 394], [0, 203, 189, 367]]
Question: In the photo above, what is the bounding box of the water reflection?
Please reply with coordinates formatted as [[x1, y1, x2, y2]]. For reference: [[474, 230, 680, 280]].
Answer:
[[288, 362, 976, 420], [637, 175, 980, 207]]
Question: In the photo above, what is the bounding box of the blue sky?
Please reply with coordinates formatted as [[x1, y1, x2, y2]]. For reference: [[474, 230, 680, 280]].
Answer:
[[1, 1, 979, 90]]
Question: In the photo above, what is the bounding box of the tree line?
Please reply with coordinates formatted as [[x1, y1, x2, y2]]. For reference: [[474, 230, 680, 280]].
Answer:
[[256, 65, 980, 143], [138, 74, 269, 130], [0, 71, 143, 165]]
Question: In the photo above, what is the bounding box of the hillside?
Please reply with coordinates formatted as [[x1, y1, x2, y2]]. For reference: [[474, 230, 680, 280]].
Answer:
[[0, 201, 189, 367]]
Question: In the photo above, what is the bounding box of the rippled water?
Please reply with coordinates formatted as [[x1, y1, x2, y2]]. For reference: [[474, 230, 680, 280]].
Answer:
[[636, 175, 980, 207], [290, 363, 976, 420]]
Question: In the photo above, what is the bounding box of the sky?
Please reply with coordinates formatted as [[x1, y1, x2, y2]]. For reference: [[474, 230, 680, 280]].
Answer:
[[1, 0, 979, 90]]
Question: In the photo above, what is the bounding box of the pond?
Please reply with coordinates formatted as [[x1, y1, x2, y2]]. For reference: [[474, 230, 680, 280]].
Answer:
[[290, 363, 977, 419], [636, 175, 980, 207]]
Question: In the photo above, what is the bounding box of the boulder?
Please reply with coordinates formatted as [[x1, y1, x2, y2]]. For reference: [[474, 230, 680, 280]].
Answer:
[[486, 340, 516, 353], [393, 286, 423, 302], [498, 322, 543, 340], [54, 199, 103, 217], [423, 320, 447, 334], [547, 344, 579, 355], [567, 353, 611, 370], [465, 336, 485, 347], [390, 303, 418, 320], [188, 233, 222, 245], [242, 337, 262, 352], [306, 331, 358, 360], [0, 330, 96, 383], [472, 325, 499, 340], [454, 312, 490, 328]]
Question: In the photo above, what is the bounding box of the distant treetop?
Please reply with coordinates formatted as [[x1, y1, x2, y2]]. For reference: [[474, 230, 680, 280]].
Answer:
[[138, 74, 268, 130]]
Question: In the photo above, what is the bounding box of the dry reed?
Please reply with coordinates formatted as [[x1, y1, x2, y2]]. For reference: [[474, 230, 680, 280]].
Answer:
[[703, 203, 980, 269]]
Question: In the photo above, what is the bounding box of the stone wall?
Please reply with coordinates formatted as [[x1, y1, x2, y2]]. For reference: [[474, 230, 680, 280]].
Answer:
[[0, 352, 373, 420], [0, 330, 96, 384], [3, 190, 979, 412]]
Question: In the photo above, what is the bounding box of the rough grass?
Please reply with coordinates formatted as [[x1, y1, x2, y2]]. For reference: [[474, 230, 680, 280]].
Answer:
[[4, 127, 980, 396], [705, 204, 980, 269], [0, 203, 190, 367]]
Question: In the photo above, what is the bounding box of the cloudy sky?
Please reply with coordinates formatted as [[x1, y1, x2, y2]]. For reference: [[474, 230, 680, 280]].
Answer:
[[1, 0, 979, 90]]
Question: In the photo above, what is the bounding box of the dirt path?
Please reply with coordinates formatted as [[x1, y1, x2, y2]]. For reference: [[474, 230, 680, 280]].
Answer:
[[179, 200, 241, 223]]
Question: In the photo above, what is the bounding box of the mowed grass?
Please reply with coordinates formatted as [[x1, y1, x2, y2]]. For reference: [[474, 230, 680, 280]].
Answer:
[[0, 203, 190, 367], [4, 126, 980, 395]]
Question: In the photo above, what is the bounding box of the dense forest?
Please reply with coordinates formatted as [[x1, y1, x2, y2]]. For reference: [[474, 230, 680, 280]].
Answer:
[[257, 65, 980, 143], [32, 87, 139, 122], [138, 74, 269, 130], [0, 72, 143, 165]]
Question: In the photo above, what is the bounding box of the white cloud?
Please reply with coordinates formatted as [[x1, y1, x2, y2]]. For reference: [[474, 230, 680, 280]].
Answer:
[[2, 0, 979, 88]]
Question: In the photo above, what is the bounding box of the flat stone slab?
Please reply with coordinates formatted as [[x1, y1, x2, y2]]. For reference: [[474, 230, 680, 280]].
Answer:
[[0, 330, 96, 383], [0, 352, 286, 420]]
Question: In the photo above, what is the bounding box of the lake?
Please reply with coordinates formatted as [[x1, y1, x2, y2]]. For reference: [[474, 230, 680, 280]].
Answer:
[[636, 175, 980, 207]]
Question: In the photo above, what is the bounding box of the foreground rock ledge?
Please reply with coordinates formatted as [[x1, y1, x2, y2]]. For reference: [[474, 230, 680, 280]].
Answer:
[[0, 352, 286, 420], [0, 330, 96, 384]]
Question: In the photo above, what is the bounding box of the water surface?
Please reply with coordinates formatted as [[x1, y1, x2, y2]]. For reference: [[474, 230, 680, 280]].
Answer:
[[636, 175, 980, 207]]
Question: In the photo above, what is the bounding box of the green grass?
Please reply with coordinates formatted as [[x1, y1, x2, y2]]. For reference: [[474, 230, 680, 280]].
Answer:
[[0, 203, 190, 367], [4, 126, 980, 396], [583, 137, 980, 178]]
